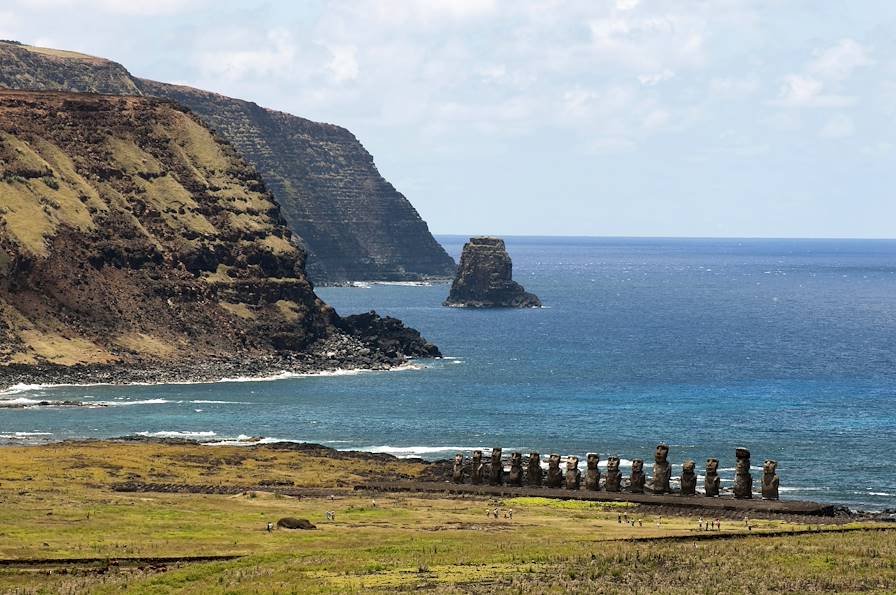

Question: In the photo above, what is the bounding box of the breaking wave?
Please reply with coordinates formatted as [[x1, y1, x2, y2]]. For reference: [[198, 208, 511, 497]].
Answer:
[[135, 430, 217, 439]]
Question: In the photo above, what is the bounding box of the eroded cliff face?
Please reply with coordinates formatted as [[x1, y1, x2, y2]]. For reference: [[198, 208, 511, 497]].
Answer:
[[138, 80, 456, 282], [0, 90, 329, 367], [0, 41, 456, 283], [0, 90, 436, 375], [444, 237, 541, 308]]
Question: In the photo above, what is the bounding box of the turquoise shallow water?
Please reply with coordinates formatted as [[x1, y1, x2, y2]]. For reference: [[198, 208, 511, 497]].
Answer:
[[2, 236, 895, 510]]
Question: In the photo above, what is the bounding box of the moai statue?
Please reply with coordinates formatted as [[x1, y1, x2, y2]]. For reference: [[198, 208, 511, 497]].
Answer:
[[507, 452, 524, 486], [761, 459, 779, 500], [605, 456, 622, 492], [584, 453, 601, 491], [650, 444, 672, 494], [489, 448, 504, 486], [526, 452, 543, 486], [704, 458, 721, 497], [565, 456, 581, 490], [680, 459, 697, 495], [629, 459, 646, 493], [452, 453, 465, 484], [546, 453, 563, 488], [471, 450, 485, 485], [733, 447, 753, 499]]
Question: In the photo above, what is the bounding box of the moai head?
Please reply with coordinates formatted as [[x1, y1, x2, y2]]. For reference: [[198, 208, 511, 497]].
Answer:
[[607, 456, 620, 473], [586, 453, 599, 470], [706, 458, 719, 475], [549, 453, 561, 469], [655, 444, 669, 464], [682, 459, 696, 474], [632, 459, 644, 474], [511, 452, 523, 467], [529, 452, 541, 467], [763, 459, 777, 475], [472, 450, 482, 464], [735, 447, 751, 472], [566, 456, 579, 471], [491, 448, 502, 465], [454, 453, 464, 466]]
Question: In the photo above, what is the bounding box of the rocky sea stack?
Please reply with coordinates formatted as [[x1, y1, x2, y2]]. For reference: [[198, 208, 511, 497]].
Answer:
[[443, 237, 541, 308]]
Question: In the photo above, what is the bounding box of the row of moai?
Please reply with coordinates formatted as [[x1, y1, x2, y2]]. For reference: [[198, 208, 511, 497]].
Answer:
[[451, 445, 780, 500]]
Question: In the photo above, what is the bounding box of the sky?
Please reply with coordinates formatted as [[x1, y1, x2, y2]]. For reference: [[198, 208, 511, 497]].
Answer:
[[2, 0, 895, 238]]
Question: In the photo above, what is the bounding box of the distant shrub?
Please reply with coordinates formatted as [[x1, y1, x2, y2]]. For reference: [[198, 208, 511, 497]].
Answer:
[[42, 176, 60, 190]]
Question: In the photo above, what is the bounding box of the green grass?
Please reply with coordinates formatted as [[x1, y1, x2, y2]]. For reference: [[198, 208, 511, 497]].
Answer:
[[504, 497, 638, 510], [0, 441, 891, 593]]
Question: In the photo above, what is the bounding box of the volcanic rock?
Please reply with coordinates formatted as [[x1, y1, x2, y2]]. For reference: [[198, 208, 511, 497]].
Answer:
[[0, 90, 438, 377], [0, 40, 456, 283], [276, 517, 316, 530], [443, 237, 541, 308]]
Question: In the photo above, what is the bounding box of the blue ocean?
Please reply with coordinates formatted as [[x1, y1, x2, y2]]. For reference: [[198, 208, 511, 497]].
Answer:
[[2, 236, 895, 510]]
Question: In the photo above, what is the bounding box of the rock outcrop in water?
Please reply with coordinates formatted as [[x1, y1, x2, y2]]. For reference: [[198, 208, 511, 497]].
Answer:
[[0, 90, 437, 381], [0, 41, 456, 283], [443, 237, 541, 308]]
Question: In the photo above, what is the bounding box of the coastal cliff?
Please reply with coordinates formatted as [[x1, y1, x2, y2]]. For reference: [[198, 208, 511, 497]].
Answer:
[[444, 237, 541, 308], [0, 90, 437, 385], [0, 41, 456, 283]]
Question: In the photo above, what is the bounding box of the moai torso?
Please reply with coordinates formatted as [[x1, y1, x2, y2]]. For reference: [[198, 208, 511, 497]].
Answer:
[[761, 459, 779, 500], [605, 456, 622, 492], [733, 447, 753, 499], [507, 452, 523, 486], [471, 450, 484, 485], [527, 453, 543, 486], [546, 454, 563, 488], [650, 444, 672, 494], [565, 456, 581, 490], [452, 453, 465, 484], [585, 453, 601, 491], [489, 448, 504, 486], [680, 459, 697, 495], [629, 459, 646, 493], [704, 458, 720, 497]]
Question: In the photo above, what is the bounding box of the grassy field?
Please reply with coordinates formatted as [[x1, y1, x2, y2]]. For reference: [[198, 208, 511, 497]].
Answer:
[[0, 441, 892, 593]]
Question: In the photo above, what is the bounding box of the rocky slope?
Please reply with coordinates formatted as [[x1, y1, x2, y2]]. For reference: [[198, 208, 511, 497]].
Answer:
[[444, 237, 541, 308], [0, 90, 437, 383], [0, 41, 456, 283]]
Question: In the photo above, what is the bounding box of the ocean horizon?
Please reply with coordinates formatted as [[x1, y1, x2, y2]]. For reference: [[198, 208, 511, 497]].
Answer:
[[2, 236, 895, 511]]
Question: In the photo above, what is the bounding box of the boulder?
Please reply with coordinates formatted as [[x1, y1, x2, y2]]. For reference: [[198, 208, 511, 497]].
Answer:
[[276, 517, 316, 530]]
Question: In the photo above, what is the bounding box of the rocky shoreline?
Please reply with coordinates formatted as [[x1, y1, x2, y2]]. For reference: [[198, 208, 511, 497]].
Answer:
[[0, 326, 437, 394]]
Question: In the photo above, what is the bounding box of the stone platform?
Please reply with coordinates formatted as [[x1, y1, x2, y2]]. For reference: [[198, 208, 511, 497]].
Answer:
[[357, 481, 835, 516]]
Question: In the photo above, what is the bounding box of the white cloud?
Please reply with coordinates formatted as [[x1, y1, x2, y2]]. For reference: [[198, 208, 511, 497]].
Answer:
[[195, 28, 297, 81], [362, 0, 497, 26], [773, 75, 854, 108], [638, 68, 675, 86], [616, 0, 640, 10], [773, 39, 871, 109], [16, 0, 206, 16], [326, 45, 359, 83], [642, 108, 670, 130], [819, 114, 855, 138], [808, 38, 872, 81], [709, 76, 760, 99]]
